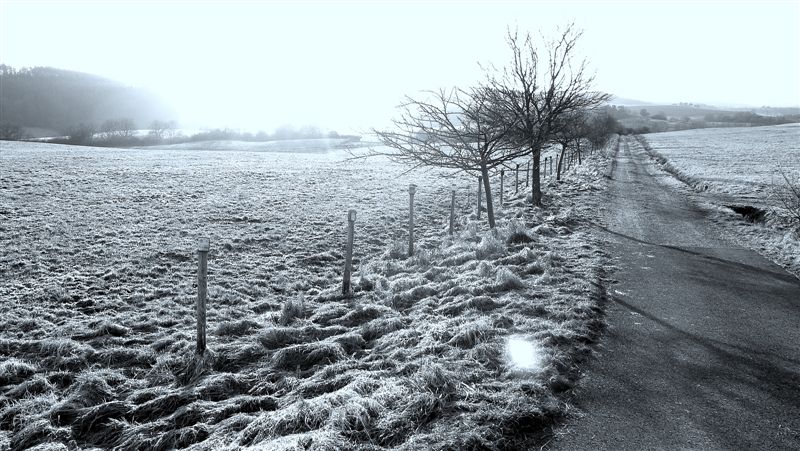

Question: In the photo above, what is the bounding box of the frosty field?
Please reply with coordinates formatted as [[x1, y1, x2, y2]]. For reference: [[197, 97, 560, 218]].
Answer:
[[643, 124, 800, 202], [0, 140, 608, 450]]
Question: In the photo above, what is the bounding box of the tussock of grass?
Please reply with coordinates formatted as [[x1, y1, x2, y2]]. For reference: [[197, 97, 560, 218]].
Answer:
[[27, 442, 71, 451], [332, 332, 367, 355], [330, 304, 390, 327], [95, 346, 155, 368], [72, 400, 130, 444], [197, 373, 255, 401], [11, 418, 69, 451], [360, 316, 405, 341], [271, 341, 345, 371], [258, 327, 302, 350], [492, 267, 526, 292], [5, 375, 53, 398], [94, 320, 129, 338], [131, 390, 198, 423], [476, 233, 505, 259], [206, 395, 278, 424], [469, 295, 500, 311], [309, 303, 351, 325], [389, 285, 438, 310], [329, 395, 383, 441], [215, 319, 260, 337], [238, 398, 332, 446], [447, 318, 497, 349], [278, 296, 305, 326], [50, 371, 124, 418], [0, 358, 36, 386]]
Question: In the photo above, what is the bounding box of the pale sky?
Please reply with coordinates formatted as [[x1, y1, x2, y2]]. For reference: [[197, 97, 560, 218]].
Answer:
[[1, 0, 799, 132]]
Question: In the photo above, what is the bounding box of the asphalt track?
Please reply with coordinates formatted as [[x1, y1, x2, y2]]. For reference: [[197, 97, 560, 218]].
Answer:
[[548, 136, 800, 450]]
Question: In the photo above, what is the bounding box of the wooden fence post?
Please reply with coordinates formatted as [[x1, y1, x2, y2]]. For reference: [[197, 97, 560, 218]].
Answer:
[[499, 169, 505, 207], [515, 164, 520, 193], [449, 189, 456, 235], [526, 162, 530, 187], [342, 210, 356, 294], [408, 184, 416, 256], [196, 237, 209, 356], [477, 176, 482, 219]]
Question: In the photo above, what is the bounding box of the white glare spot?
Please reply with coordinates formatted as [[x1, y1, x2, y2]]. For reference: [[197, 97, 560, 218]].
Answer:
[[505, 336, 543, 371]]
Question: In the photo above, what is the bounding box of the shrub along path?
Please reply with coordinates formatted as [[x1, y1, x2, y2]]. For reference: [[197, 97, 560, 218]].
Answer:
[[549, 136, 800, 450]]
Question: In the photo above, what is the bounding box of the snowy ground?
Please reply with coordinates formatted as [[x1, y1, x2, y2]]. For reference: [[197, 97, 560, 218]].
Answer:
[[0, 140, 611, 450], [640, 124, 800, 277]]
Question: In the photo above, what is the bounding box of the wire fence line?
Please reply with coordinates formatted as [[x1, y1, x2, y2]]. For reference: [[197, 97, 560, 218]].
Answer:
[[187, 141, 608, 357]]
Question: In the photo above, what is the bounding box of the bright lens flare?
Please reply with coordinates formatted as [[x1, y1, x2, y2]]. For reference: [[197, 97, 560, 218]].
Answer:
[[505, 336, 543, 371]]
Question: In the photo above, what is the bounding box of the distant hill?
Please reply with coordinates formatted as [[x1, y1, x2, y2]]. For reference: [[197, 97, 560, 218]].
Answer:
[[609, 96, 800, 119], [0, 65, 175, 137], [608, 96, 656, 107]]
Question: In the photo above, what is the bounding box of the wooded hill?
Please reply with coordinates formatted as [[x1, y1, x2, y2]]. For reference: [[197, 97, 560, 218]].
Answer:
[[0, 65, 175, 138]]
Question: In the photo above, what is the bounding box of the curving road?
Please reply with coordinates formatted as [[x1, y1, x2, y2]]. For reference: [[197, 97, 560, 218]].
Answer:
[[549, 136, 800, 450]]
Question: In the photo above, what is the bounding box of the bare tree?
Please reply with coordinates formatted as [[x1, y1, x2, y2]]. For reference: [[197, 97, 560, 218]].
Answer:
[[372, 87, 526, 228], [148, 120, 176, 142], [98, 118, 137, 144], [586, 113, 619, 153], [485, 25, 610, 205], [0, 122, 25, 141], [552, 111, 588, 180], [66, 123, 96, 145]]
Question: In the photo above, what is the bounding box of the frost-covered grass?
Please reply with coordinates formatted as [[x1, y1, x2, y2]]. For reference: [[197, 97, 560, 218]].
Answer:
[[0, 140, 610, 449], [640, 125, 800, 276]]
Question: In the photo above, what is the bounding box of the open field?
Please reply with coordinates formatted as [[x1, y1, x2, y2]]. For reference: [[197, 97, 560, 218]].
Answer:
[[0, 140, 610, 450], [643, 124, 800, 201], [640, 124, 800, 276]]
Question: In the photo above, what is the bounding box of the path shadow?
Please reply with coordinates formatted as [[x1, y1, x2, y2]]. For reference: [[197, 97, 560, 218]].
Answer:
[[595, 225, 800, 285]]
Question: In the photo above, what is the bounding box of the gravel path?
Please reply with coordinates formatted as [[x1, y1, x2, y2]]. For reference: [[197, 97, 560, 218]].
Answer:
[[548, 136, 800, 450]]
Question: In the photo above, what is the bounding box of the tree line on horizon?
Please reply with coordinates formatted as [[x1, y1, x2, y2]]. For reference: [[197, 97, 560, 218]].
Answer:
[[603, 104, 800, 134]]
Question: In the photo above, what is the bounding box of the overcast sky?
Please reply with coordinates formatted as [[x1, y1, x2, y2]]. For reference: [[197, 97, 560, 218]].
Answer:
[[2, 0, 799, 132]]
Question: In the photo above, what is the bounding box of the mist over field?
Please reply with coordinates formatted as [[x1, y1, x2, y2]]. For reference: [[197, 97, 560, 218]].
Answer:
[[1, 1, 800, 450]]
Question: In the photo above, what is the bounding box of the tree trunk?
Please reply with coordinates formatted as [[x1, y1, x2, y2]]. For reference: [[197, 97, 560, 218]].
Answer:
[[530, 146, 542, 206], [576, 140, 582, 165], [480, 165, 496, 229]]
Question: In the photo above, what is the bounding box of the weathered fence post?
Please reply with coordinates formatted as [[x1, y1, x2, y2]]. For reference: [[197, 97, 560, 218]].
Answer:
[[449, 189, 456, 235], [515, 164, 520, 193], [408, 184, 416, 256], [499, 169, 505, 207], [477, 176, 483, 219], [196, 237, 209, 356], [549, 156, 553, 175], [342, 210, 356, 294], [526, 162, 530, 187]]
